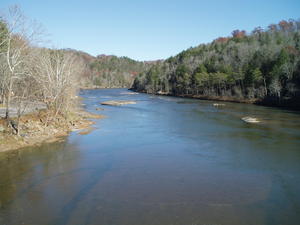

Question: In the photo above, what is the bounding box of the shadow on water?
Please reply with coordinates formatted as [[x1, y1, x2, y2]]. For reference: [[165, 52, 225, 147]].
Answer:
[[0, 138, 115, 225]]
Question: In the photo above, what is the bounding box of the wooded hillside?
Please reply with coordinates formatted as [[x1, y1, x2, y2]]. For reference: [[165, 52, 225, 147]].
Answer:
[[132, 19, 300, 108], [82, 54, 158, 88]]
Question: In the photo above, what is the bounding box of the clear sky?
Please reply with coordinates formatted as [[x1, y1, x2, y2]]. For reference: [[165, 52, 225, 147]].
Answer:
[[1, 0, 300, 61]]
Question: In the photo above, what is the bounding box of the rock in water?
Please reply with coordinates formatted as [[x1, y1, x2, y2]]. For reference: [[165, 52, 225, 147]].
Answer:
[[213, 103, 225, 107], [101, 100, 136, 106], [120, 92, 139, 95], [242, 117, 260, 123]]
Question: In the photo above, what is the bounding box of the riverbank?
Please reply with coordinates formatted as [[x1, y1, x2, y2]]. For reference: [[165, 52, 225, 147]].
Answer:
[[130, 89, 258, 103], [130, 89, 300, 110], [0, 109, 104, 153]]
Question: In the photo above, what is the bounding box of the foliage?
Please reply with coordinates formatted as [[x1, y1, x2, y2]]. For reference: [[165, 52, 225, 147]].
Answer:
[[132, 19, 300, 108], [74, 53, 158, 88]]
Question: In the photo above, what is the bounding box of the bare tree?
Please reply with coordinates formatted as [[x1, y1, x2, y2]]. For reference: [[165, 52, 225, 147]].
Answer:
[[0, 5, 43, 120], [32, 48, 83, 118]]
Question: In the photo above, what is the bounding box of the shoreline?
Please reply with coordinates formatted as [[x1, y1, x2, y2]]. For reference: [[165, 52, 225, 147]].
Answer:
[[0, 108, 104, 153], [129, 89, 300, 111]]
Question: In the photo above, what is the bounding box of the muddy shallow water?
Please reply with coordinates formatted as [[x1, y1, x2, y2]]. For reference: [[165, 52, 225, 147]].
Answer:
[[1, 88, 300, 225]]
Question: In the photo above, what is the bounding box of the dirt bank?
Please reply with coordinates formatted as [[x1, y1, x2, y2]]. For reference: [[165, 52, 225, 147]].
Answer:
[[0, 109, 104, 153]]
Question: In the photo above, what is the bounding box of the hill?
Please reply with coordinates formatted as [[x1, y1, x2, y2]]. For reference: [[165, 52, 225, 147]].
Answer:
[[66, 49, 159, 88], [131, 19, 300, 109]]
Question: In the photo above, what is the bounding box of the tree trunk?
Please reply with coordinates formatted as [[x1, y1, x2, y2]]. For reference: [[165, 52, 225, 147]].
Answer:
[[5, 83, 12, 120], [263, 78, 267, 96]]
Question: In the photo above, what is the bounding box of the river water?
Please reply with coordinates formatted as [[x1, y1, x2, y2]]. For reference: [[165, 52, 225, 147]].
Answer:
[[1, 88, 300, 225]]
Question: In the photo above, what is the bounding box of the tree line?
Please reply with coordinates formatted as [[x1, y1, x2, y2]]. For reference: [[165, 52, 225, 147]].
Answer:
[[132, 19, 300, 108]]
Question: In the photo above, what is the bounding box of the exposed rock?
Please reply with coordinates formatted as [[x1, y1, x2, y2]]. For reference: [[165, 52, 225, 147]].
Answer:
[[241, 117, 260, 123], [120, 92, 139, 95], [96, 107, 105, 111], [101, 100, 136, 106], [213, 103, 225, 107], [157, 91, 169, 95]]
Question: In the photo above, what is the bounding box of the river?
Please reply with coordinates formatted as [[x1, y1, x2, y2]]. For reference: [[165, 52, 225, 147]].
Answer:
[[1, 88, 300, 225]]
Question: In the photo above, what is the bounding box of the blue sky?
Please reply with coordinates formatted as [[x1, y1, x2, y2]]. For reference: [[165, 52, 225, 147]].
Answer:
[[1, 0, 300, 60]]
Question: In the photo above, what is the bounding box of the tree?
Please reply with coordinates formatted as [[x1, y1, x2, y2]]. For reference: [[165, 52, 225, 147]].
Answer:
[[174, 65, 191, 94], [131, 18, 300, 107], [252, 27, 263, 35], [0, 5, 43, 120], [32, 49, 83, 116], [232, 29, 246, 39]]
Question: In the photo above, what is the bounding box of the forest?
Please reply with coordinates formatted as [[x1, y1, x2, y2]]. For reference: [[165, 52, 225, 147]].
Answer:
[[80, 53, 158, 88], [132, 19, 300, 108]]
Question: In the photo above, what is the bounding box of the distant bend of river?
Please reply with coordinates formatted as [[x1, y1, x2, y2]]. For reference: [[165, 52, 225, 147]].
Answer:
[[1, 88, 300, 225]]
